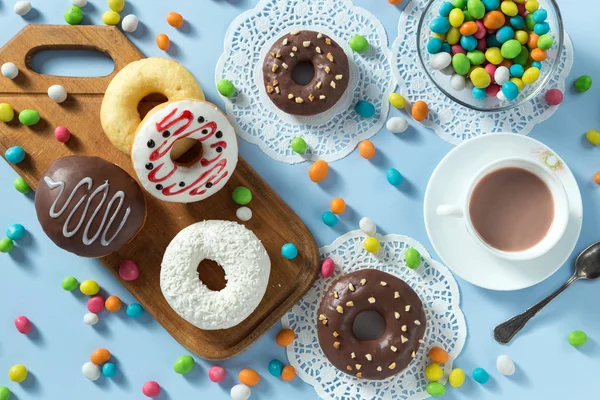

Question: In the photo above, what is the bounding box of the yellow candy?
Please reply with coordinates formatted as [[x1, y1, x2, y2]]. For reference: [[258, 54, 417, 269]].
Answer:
[[522, 67, 540, 84], [9, 364, 28, 383], [425, 363, 444, 381], [525, 0, 539, 12], [513, 0, 525, 3], [80, 280, 100, 296], [102, 10, 120, 25], [108, 0, 125, 12], [515, 30, 528, 45], [449, 8, 464, 28], [432, 32, 446, 41], [449, 368, 465, 388], [0, 103, 15, 122], [510, 77, 524, 91], [389, 93, 407, 109], [363, 237, 381, 254], [471, 67, 492, 88], [485, 47, 504, 65], [586, 130, 600, 146], [446, 27, 461, 45], [501, 1, 518, 16]]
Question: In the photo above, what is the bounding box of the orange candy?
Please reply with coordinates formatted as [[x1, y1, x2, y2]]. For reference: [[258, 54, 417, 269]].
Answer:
[[276, 328, 295, 347], [309, 160, 329, 182], [330, 198, 346, 214], [90, 348, 111, 365], [105, 296, 122, 313], [238, 369, 260, 386], [166, 12, 184, 28], [528, 33, 539, 49], [499, 59, 513, 68], [531, 48, 547, 62], [281, 366, 296, 382], [388, 0, 403, 4], [483, 11, 505, 30], [594, 172, 600, 185], [459, 21, 478, 36], [358, 140, 376, 159], [156, 34, 170, 51], [411, 101, 429, 122], [429, 347, 449, 364]]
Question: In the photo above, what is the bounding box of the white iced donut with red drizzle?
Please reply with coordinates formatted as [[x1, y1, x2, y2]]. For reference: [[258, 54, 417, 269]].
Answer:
[[131, 100, 238, 203]]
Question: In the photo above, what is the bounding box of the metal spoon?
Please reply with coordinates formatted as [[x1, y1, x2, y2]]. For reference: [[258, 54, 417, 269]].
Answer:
[[494, 241, 600, 344]]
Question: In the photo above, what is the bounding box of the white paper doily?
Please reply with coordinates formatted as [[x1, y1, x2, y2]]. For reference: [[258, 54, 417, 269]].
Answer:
[[216, 0, 394, 164], [391, 0, 574, 145], [282, 231, 467, 400]]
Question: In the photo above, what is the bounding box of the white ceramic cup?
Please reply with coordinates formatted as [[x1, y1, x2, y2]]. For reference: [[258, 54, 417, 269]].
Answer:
[[436, 157, 570, 261]]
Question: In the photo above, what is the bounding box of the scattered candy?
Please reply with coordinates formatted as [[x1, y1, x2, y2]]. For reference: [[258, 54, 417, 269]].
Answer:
[[6, 224, 25, 241], [358, 140, 376, 159], [62, 276, 79, 291], [281, 365, 296, 382], [126, 303, 145, 318], [14, 177, 30, 194], [387, 168, 403, 186], [0, 238, 14, 253], [236, 207, 253, 222], [105, 296, 122, 312], [238, 369, 260, 386], [0, 103, 15, 122], [472, 367, 490, 384], [83, 313, 99, 325], [71, 0, 87, 6], [48, 84, 68, 103], [108, 0, 125, 12], [595, 172, 600, 185], [322, 211, 338, 227], [281, 243, 298, 260], [364, 237, 381, 253], [276, 328, 295, 346], [80, 280, 100, 296], [230, 384, 251, 400], [54, 126, 71, 143], [102, 11, 121, 26], [568, 330, 588, 347], [5, 146, 25, 164], [309, 160, 329, 182], [586, 130, 600, 146], [359, 217, 376, 236], [82, 362, 100, 381], [8, 364, 27, 383], [13, 1, 32, 16], [575, 75, 592, 93], [14, 316, 32, 334], [330, 198, 346, 214], [389, 93, 407, 108], [411, 101, 429, 122], [119, 260, 140, 281], [102, 362, 117, 378], [425, 363, 443, 381], [217, 79, 236, 98], [496, 354, 516, 376], [291, 137, 307, 153], [355, 100, 376, 118], [142, 381, 161, 398], [90, 348, 111, 365], [208, 366, 226, 382], [545, 88, 563, 105], [349, 35, 369, 53], [429, 346, 449, 364], [19, 109, 40, 126], [321, 258, 335, 278], [122, 14, 139, 33], [448, 368, 465, 388], [156, 34, 170, 51], [1, 63, 18, 79], [232, 186, 252, 205], [426, 382, 447, 397], [269, 360, 284, 377], [386, 117, 409, 133], [167, 12, 184, 28], [64, 6, 83, 25], [174, 355, 195, 375], [405, 247, 421, 269], [0, 387, 10, 400]]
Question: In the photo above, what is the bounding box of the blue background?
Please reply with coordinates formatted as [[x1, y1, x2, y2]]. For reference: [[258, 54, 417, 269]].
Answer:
[[1, 0, 599, 399]]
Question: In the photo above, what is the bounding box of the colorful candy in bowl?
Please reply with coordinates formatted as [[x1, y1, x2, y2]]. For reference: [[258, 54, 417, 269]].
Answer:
[[417, 0, 564, 111]]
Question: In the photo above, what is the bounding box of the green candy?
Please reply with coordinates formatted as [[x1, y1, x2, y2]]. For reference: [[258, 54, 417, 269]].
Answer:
[[575, 75, 592, 93], [451, 0, 467, 8], [467, 0, 485, 19], [0, 386, 11, 400], [62, 276, 79, 291], [537, 34, 553, 51], [174, 355, 195, 374], [0, 238, 14, 253], [568, 330, 588, 347], [18, 109, 40, 126], [513, 46, 529, 66], [466, 50, 485, 65], [405, 247, 421, 269], [426, 382, 447, 397], [463, 10, 474, 22], [14, 177, 30, 194], [64, 6, 83, 25], [217, 79, 236, 97], [291, 137, 307, 154], [452, 53, 471, 76], [501, 40, 521, 59], [349, 35, 369, 53], [232, 186, 252, 205], [525, 14, 536, 31]]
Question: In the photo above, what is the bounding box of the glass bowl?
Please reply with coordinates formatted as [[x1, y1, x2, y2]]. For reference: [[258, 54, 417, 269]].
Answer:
[[416, 0, 564, 112]]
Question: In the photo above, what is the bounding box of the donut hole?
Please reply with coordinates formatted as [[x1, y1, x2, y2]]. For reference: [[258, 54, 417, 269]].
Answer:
[[353, 311, 386, 341], [197, 259, 227, 292], [292, 61, 315, 86], [137, 93, 168, 120], [170, 139, 203, 167]]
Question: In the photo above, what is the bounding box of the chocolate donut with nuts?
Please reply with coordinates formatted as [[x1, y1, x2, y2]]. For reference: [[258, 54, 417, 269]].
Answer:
[[262, 30, 350, 116], [317, 269, 427, 380]]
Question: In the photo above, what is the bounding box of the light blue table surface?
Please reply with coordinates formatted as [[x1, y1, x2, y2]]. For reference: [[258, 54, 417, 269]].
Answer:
[[1, 0, 599, 399]]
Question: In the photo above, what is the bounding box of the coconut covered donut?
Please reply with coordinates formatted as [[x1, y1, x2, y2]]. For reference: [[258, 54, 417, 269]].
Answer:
[[131, 99, 238, 203], [160, 220, 271, 330], [101, 57, 204, 155]]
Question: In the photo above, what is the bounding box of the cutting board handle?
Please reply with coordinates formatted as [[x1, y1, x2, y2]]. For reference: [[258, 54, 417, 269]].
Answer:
[[0, 24, 144, 95]]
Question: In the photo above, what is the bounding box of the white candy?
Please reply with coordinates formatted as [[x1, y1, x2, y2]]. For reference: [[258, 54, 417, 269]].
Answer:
[[440, 64, 455, 76], [430, 52, 452, 71], [82, 362, 101, 381], [497, 90, 507, 101], [230, 384, 251, 400], [359, 217, 376, 237], [71, 0, 87, 6], [14, 1, 32, 16], [494, 66, 510, 85], [48, 84, 68, 103], [450, 74, 466, 91], [386, 117, 408, 133], [236, 207, 252, 222], [496, 355, 516, 376], [2, 62, 19, 79], [122, 14, 139, 33], [83, 313, 99, 326]]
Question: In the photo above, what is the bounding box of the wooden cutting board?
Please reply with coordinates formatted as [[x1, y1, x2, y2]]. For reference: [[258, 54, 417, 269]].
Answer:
[[0, 24, 320, 360]]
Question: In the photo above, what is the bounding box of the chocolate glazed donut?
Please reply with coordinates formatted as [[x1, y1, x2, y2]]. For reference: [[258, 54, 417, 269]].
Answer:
[[317, 269, 427, 380], [262, 30, 350, 116]]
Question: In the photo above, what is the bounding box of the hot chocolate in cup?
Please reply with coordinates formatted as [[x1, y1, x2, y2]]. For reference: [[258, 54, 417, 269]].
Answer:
[[436, 157, 570, 261]]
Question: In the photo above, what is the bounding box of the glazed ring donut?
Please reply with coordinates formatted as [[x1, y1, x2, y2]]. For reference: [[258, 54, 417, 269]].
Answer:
[[262, 30, 350, 116], [160, 220, 271, 330], [317, 269, 427, 380], [101, 57, 204, 155], [131, 99, 238, 203]]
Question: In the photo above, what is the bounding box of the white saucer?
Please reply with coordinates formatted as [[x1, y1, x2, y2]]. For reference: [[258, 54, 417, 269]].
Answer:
[[424, 134, 583, 291]]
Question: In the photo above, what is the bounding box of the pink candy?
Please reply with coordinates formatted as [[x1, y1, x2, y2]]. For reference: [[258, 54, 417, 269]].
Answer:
[[474, 20, 486, 39], [119, 260, 140, 281], [208, 366, 226, 383], [142, 381, 161, 398], [54, 126, 71, 143], [484, 64, 498, 82], [14, 316, 32, 334], [321, 258, 334, 278], [87, 295, 105, 313], [545, 89, 564, 105], [517, 2, 527, 17], [486, 84, 501, 97], [476, 38, 486, 51], [451, 45, 466, 55]]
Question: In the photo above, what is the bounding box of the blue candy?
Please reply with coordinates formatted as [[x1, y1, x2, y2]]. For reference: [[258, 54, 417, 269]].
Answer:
[[531, 61, 542, 70], [509, 64, 524, 78], [532, 9, 548, 23], [472, 87, 487, 99], [486, 34, 501, 48], [355, 100, 375, 118], [126, 303, 145, 318], [460, 35, 478, 51], [322, 211, 338, 227], [509, 16, 525, 29], [496, 26, 515, 44], [427, 38, 443, 54], [430, 16, 451, 34], [440, 42, 452, 53], [481, 0, 499, 11], [502, 81, 520, 101], [6, 224, 25, 241], [472, 368, 490, 384], [5, 146, 25, 164], [281, 243, 298, 259], [102, 363, 117, 378], [386, 168, 403, 186], [439, 1, 454, 17], [268, 360, 284, 377], [534, 22, 550, 35]]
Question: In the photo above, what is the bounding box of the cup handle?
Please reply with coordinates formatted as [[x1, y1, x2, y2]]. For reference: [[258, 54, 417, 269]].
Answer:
[[436, 205, 464, 218]]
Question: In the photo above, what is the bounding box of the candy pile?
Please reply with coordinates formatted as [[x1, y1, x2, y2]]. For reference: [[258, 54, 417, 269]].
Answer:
[[427, 0, 556, 101]]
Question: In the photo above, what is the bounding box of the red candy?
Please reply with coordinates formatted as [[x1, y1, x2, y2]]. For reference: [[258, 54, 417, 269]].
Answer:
[[451, 45, 466, 55], [14, 316, 32, 334], [477, 38, 486, 51], [517, 2, 527, 17], [474, 20, 486, 39], [142, 381, 161, 398], [119, 259, 140, 281], [54, 126, 71, 143], [321, 258, 335, 278], [87, 295, 105, 313], [484, 64, 497, 82], [208, 366, 226, 383], [486, 84, 501, 97], [545, 89, 564, 106]]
